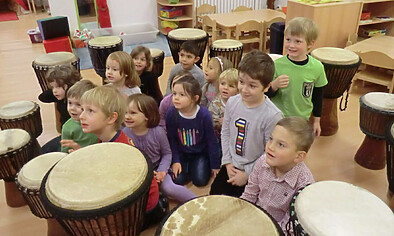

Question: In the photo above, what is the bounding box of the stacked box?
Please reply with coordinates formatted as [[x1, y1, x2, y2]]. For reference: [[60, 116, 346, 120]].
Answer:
[[37, 16, 70, 40], [160, 7, 183, 18]]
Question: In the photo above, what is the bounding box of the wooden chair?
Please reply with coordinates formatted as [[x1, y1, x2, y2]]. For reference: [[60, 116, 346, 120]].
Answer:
[[196, 4, 216, 28], [202, 15, 218, 42], [235, 20, 264, 51], [232, 6, 252, 12], [346, 33, 358, 47], [263, 17, 285, 52]]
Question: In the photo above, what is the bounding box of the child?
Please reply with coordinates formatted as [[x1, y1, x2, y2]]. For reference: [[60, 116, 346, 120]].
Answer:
[[106, 51, 141, 97], [269, 17, 327, 137], [200, 56, 232, 108], [210, 50, 283, 197], [165, 41, 205, 95], [59, 80, 98, 153], [123, 94, 197, 203], [166, 75, 220, 187], [241, 116, 315, 234], [130, 46, 163, 105]]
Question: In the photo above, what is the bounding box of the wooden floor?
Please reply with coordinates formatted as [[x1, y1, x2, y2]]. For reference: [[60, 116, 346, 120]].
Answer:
[[0, 12, 392, 236]]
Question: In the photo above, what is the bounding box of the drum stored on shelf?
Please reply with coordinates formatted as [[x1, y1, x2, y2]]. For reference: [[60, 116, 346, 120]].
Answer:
[[210, 39, 243, 68], [150, 48, 165, 79]]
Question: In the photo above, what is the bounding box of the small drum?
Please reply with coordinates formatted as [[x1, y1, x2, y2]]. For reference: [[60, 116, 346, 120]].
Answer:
[[0, 100, 42, 138], [88, 36, 123, 79], [290, 181, 394, 236], [355, 92, 394, 170], [41, 143, 153, 236], [167, 28, 208, 68], [387, 121, 394, 194], [156, 195, 283, 235], [150, 48, 165, 78], [32, 52, 80, 92], [311, 47, 361, 136], [210, 39, 243, 68]]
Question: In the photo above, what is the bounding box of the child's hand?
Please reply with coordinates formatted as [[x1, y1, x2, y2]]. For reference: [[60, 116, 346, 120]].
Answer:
[[313, 117, 321, 137], [272, 75, 290, 91], [171, 163, 182, 179], [211, 169, 219, 178], [154, 171, 167, 183], [219, 117, 223, 126], [225, 163, 237, 178], [60, 140, 81, 153], [227, 169, 248, 186]]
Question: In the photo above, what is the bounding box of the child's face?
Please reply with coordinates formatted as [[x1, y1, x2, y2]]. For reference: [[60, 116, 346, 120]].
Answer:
[[67, 96, 82, 122], [106, 58, 125, 85], [284, 33, 311, 61], [178, 50, 199, 71], [79, 102, 110, 135], [132, 52, 147, 74], [238, 72, 267, 107], [219, 78, 238, 101], [172, 84, 196, 112], [204, 59, 219, 83], [124, 101, 148, 130], [50, 82, 67, 100]]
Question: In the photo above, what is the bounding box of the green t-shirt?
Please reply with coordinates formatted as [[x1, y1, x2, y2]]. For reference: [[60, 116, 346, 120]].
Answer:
[[60, 118, 98, 153], [271, 55, 328, 119]]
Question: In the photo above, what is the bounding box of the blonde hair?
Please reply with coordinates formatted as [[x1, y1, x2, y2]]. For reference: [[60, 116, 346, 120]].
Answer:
[[130, 46, 153, 72], [67, 80, 97, 99], [107, 51, 141, 88], [284, 17, 318, 46], [80, 85, 126, 130], [209, 56, 232, 81], [219, 68, 238, 89], [276, 116, 315, 152]]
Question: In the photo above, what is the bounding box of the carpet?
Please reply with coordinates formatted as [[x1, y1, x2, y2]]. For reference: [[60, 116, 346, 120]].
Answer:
[[74, 33, 172, 70], [0, 11, 18, 22]]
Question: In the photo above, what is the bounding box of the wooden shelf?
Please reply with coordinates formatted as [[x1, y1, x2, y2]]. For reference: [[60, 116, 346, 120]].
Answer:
[[157, 0, 193, 7], [157, 0, 194, 35], [359, 18, 394, 26], [158, 16, 193, 22], [354, 68, 393, 88]]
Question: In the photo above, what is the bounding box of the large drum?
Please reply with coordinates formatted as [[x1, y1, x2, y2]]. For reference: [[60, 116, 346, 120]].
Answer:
[[41, 143, 153, 236], [167, 28, 208, 68], [355, 92, 394, 170], [311, 47, 361, 136], [387, 121, 394, 195], [32, 52, 80, 92], [155, 195, 283, 235], [290, 181, 394, 236], [0, 100, 42, 139], [16, 152, 68, 236], [210, 39, 243, 68], [88, 36, 123, 79], [150, 48, 165, 79]]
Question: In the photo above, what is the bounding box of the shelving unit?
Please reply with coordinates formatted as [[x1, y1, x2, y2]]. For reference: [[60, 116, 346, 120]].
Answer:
[[357, 0, 394, 38], [157, 0, 194, 35]]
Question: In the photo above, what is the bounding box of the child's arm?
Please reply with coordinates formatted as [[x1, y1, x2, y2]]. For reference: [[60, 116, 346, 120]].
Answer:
[[240, 155, 264, 204], [202, 109, 220, 174], [208, 98, 222, 131], [271, 75, 289, 92], [221, 102, 232, 167], [165, 67, 177, 95], [311, 86, 324, 137], [165, 108, 182, 177], [38, 89, 57, 103], [155, 127, 172, 183]]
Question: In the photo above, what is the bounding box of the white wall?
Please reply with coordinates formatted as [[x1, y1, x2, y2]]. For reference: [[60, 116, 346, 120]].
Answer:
[[48, 0, 79, 33], [107, 0, 157, 28]]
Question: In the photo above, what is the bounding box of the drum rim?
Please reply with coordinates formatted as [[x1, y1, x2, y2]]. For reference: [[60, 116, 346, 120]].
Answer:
[[33, 52, 78, 65], [88, 36, 123, 47], [155, 195, 284, 236], [387, 120, 394, 145], [289, 185, 309, 235], [0, 101, 39, 119], [0, 129, 31, 156], [360, 92, 394, 113], [168, 28, 207, 40], [211, 39, 243, 49], [0, 139, 33, 182], [32, 58, 80, 68], [311, 47, 360, 65]]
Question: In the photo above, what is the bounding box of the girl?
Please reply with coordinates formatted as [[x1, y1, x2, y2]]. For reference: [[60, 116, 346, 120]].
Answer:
[[166, 75, 220, 187], [106, 51, 141, 97], [130, 46, 163, 105], [200, 56, 232, 107], [123, 94, 197, 204]]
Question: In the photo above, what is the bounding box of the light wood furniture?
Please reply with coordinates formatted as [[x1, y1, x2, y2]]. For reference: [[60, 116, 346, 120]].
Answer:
[[345, 35, 394, 92], [231, 5, 253, 12], [263, 16, 285, 52], [26, 0, 36, 14], [195, 3, 216, 28], [157, 0, 194, 35], [235, 20, 264, 50]]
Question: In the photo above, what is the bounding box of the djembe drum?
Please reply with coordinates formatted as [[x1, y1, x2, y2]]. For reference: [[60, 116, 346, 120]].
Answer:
[[290, 181, 394, 236], [0, 129, 34, 207], [209, 39, 243, 68], [150, 48, 165, 79], [311, 47, 361, 136], [387, 121, 394, 194], [355, 92, 394, 170], [167, 28, 208, 68], [16, 152, 68, 236], [155, 195, 284, 236], [88, 36, 123, 79], [32, 52, 80, 92], [41, 143, 153, 236]]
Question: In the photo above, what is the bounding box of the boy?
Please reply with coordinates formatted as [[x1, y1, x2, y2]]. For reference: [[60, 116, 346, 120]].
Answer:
[[269, 17, 327, 137], [60, 80, 98, 153], [165, 41, 205, 95], [210, 50, 283, 197], [241, 116, 315, 233]]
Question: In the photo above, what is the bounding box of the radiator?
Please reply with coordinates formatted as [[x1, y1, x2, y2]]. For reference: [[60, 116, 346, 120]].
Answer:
[[195, 0, 268, 13]]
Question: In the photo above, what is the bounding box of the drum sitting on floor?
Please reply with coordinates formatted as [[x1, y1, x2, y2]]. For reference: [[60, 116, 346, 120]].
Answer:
[[41, 143, 153, 236], [290, 181, 394, 236], [150, 48, 165, 79], [355, 92, 394, 170], [32, 52, 80, 92], [155, 195, 283, 236], [387, 121, 394, 195], [88, 36, 123, 79], [311, 47, 361, 136], [167, 28, 208, 68], [210, 39, 243, 68]]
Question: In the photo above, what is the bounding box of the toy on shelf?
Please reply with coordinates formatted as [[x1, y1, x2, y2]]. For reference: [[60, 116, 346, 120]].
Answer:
[[160, 7, 183, 19]]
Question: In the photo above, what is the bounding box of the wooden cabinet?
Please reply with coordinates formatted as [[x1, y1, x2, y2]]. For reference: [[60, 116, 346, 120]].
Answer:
[[357, 0, 394, 37], [157, 0, 194, 35]]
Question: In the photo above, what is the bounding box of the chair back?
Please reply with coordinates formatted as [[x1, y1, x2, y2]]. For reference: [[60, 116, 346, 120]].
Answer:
[[202, 15, 217, 41], [263, 16, 285, 51], [235, 20, 264, 50], [196, 4, 216, 28], [232, 6, 252, 12]]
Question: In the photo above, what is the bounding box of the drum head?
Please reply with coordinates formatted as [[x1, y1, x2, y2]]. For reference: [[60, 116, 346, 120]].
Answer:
[[0, 101, 36, 119], [17, 152, 67, 190], [0, 129, 30, 155], [211, 39, 243, 49], [361, 92, 394, 112], [150, 48, 164, 57], [159, 195, 282, 235], [34, 52, 78, 66], [311, 47, 359, 65], [268, 54, 283, 61], [168, 28, 207, 40], [88, 36, 122, 47], [294, 181, 394, 236], [45, 143, 148, 210]]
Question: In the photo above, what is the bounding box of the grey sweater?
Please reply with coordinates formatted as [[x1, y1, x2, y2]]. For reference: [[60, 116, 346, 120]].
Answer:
[[165, 63, 206, 95]]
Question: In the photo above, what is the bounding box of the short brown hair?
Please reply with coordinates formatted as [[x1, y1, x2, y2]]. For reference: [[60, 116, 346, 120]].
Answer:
[[67, 80, 97, 99], [172, 74, 202, 104], [127, 94, 159, 128], [238, 50, 274, 88], [276, 116, 315, 152], [130, 46, 152, 71], [46, 64, 81, 90], [180, 41, 199, 57], [107, 51, 141, 88], [284, 17, 318, 46]]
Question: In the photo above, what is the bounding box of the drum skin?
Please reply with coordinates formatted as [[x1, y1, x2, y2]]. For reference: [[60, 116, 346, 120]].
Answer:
[[209, 39, 243, 68]]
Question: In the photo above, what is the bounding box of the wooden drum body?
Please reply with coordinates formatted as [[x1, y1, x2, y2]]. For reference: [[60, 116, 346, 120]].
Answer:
[[167, 28, 208, 68], [355, 92, 394, 170], [311, 47, 361, 136], [150, 48, 165, 79], [290, 181, 394, 236], [41, 143, 153, 236], [156, 195, 283, 236], [32, 52, 80, 92], [387, 121, 394, 195], [209, 39, 243, 68], [88, 36, 123, 79]]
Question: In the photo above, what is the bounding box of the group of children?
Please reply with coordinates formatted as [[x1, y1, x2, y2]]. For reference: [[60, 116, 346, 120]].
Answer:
[[37, 17, 327, 234]]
